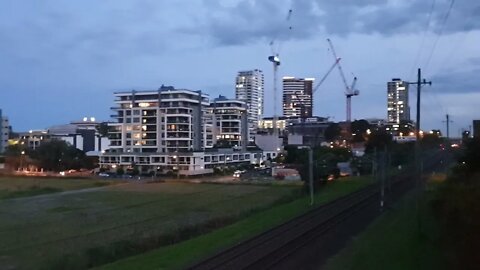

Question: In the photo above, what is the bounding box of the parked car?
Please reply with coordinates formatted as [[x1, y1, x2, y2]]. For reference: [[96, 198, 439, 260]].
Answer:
[[98, 172, 110, 178], [233, 170, 246, 178]]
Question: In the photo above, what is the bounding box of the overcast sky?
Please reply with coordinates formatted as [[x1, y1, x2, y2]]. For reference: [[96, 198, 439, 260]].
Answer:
[[1, 0, 479, 136]]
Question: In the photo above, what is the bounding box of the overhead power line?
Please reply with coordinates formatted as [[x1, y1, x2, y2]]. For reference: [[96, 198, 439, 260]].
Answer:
[[423, 0, 456, 72], [408, 0, 437, 79]]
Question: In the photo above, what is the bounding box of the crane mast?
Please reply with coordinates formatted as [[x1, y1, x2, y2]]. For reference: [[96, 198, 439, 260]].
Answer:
[[268, 8, 292, 151], [326, 39, 359, 126]]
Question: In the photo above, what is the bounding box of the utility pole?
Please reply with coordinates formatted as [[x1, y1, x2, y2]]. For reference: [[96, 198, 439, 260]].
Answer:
[[443, 114, 453, 139], [407, 68, 432, 233], [298, 145, 314, 205]]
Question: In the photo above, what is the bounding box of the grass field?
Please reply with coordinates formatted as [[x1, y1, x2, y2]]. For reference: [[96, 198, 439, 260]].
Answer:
[[0, 181, 300, 269], [0, 177, 116, 200], [323, 185, 446, 270], [100, 176, 376, 270]]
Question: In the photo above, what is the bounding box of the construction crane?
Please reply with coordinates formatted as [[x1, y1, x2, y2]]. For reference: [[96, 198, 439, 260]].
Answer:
[[313, 57, 341, 94], [268, 8, 292, 150], [326, 38, 359, 124]]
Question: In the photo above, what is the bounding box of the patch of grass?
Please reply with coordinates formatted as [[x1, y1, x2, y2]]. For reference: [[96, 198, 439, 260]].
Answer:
[[99, 177, 376, 270], [0, 177, 117, 199], [323, 190, 446, 270], [4, 186, 62, 199], [47, 206, 86, 213], [0, 182, 299, 269]]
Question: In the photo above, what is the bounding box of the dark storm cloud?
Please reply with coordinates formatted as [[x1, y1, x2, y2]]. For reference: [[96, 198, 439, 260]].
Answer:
[[198, 0, 480, 46]]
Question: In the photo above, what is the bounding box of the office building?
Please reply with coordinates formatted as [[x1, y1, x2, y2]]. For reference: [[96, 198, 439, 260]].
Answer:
[[235, 69, 264, 139], [16, 118, 110, 154], [387, 78, 410, 124], [473, 120, 480, 138], [282, 77, 314, 118]]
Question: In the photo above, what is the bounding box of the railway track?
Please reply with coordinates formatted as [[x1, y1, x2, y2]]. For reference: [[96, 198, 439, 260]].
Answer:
[[189, 152, 445, 270]]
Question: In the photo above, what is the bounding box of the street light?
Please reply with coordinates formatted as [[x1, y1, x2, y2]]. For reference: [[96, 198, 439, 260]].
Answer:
[[20, 151, 25, 172], [173, 154, 179, 179], [298, 146, 314, 205]]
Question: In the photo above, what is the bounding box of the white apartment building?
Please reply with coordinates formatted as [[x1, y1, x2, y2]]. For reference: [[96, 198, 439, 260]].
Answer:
[[235, 69, 264, 140], [282, 77, 314, 118], [0, 109, 9, 153], [107, 87, 209, 154], [387, 78, 410, 124], [207, 95, 248, 149], [100, 87, 266, 176]]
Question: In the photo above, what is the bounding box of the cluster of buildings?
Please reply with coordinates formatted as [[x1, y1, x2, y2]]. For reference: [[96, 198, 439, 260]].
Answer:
[[2, 70, 476, 175], [96, 70, 332, 176]]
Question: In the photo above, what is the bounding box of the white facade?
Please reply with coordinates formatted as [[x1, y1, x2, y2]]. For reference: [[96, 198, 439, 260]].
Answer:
[[107, 88, 209, 154], [235, 69, 264, 140], [387, 79, 410, 124], [0, 110, 9, 153], [207, 96, 248, 149], [100, 87, 270, 175], [101, 151, 264, 176]]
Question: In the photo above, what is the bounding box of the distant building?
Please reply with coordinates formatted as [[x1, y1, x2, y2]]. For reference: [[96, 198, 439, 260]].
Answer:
[[235, 69, 264, 140], [48, 118, 110, 154], [258, 116, 289, 134], [364, 118, 387, 128], [16, 118, 109, 154], [282, 77, 314, 118], [287, 117, 330, 147], [387, 78, 410, 124], [473, 120, 480, 138], [206, 95, 249, 150], [0, 109, 10, 153]]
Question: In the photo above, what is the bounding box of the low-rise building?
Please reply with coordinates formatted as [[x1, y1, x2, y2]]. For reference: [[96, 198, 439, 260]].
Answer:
[[15, 118, 109, 155], [287, 117, 331, 147]]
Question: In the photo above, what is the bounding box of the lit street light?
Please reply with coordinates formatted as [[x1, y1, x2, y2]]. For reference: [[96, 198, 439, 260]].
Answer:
[[173, 154, 179, 179], [20, 151, 25, 172]]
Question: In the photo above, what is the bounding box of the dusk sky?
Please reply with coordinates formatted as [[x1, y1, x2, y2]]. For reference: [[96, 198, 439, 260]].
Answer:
[[1, 0, 479, 136]]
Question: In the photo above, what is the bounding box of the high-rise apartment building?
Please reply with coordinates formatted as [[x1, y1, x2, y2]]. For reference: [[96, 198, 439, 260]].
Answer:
[[0, 109, 10, 153], [235, 69, 264, 139], [107, 86, 209, 154], [100, 86, 268, 176], [387, 78, 410, 124], [282, 77, 314, 118]]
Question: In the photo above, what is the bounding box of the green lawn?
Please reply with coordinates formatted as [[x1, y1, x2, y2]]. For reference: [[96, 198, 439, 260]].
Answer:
[[0, 181, 300, 269], [0, 177, 116, 199], [99, 176, 376, 270], [323, 189, 445, 270]]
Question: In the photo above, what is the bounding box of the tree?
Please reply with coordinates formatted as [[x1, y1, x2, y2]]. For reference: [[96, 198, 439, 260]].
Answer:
[[365, 129, 393, 153], [96, 122, 111, 137], [4, 144, 28, 157], [351, 119, 371, 143], [30, 140, 91, 171], [421, 133, 443, 150], [324, 123, 341, 141]]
